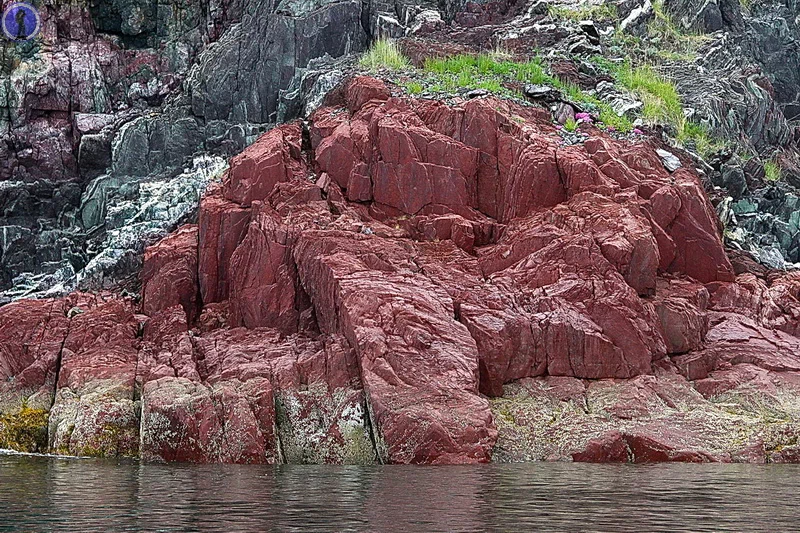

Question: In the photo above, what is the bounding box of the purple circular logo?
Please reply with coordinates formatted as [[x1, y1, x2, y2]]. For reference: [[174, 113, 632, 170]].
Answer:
[[2, 2, 41, 42]]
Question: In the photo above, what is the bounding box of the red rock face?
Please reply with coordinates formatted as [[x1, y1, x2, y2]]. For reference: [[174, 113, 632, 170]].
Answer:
[[227, 204, 306, 332], [139, 327, 371, 464], [0, 299, 70, 412], [490, 233, 664, 380], [49, 296, 142, 457], [198, 189, 252, 304], [652, 277, 710, 355], [293, 232, 496, 463], [224, 123, 308, 207], [142, 225, 200, 321], [5, 76, 800, 464]]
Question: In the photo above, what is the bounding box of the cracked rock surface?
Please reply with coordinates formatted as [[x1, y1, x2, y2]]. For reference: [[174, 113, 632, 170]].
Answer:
[[3, 0, 800, 464], [3, 77, 800, 464]]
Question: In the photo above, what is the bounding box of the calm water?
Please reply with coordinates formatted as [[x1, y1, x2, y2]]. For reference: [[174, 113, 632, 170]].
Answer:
[[1, 454, 798, 532]]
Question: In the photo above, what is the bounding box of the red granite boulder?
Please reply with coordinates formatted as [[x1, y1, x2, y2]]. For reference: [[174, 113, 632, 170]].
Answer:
[[709, 272, 800, 337], [673, 312, 800, 383], [224, 122, 308, 207], [141, 376, 278, 464], [343, 75, 391, 113], [371, 107, 478, 213], [141, 225, 200, 321], [137, 305, 199, 384], [662, 176, 735, 283], [316, 97, 480, 214], [572, 431, 629, 462], [480, 192, 660, 295]]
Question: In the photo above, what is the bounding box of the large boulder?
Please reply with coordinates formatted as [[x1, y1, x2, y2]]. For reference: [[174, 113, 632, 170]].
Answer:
[[491, 233, 666, 379], [139, 327, 373, 464], [293, 231, 498, 464], [224, 123, 308, 207]]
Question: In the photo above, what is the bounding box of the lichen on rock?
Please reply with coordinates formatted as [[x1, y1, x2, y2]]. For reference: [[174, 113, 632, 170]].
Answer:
[[0, 407, 49, 453]]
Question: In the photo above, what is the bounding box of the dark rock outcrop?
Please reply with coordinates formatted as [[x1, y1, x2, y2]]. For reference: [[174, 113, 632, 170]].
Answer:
[[0, 0, 393, 303]]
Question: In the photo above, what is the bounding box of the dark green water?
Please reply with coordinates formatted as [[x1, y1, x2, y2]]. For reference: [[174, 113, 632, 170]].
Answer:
[[1, 453, 797, 532]]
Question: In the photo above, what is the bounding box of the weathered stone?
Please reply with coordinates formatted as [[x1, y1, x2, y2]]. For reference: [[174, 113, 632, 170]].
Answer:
[[0, 299, 70, 413], [224, 123, 308, 207], [6, 70, 800, 466], [198, 189, 252, 304], [48, 297, 141, 457]]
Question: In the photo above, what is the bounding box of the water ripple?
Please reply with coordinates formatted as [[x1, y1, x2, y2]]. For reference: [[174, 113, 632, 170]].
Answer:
[[1, 456, 797, 532]]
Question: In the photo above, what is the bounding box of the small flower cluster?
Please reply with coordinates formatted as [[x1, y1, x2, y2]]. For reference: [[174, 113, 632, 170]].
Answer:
[[554, 112, 594, 132]]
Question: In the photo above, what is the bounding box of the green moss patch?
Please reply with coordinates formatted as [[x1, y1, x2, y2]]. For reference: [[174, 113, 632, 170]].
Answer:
[[548, 3, 618, 21]]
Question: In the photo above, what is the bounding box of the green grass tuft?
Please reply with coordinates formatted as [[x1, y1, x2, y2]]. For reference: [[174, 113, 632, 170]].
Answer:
[[564, 117, 579, 132], [403, 81, 424, 95], [764, 159, 782, 182], [515, 59, 551, 84], [615, 64, 683, 125], [598, 107, 633, 132], [415, 52, 633, 132], [423, 54, 553, 87], [422, 54, 549, 96], [359, 39, 411, 71], [559, 80, 634, 132], [476, 78, 504, 92], [609, 0, 710, 64], [677, 121, 727, 156], [613, 63, 727, 153]]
